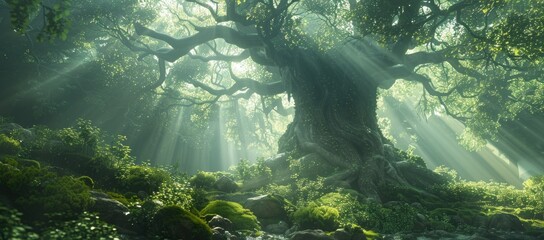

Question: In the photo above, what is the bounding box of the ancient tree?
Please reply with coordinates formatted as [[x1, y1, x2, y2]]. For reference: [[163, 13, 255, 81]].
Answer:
[[116, 0, 543, 199]]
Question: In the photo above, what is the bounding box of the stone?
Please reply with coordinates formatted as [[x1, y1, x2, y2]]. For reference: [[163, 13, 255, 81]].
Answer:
[[289, 229, 334, 240], [264, 220, 289, 234], [245, 194, 287, 220], [209, 215, 233, 231], [332, 228, 366, 240], [487, 213, 524, 231], [152, 205, 212, 240], [89, 191, 131, 230], [332, 229, 351, 240], [214, 176, 239, 193]]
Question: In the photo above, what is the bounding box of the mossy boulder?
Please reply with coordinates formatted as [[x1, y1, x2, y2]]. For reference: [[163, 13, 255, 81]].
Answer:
[[0, 134, 21, 156], [153, 205, 212, 240], [245, 194, 289, 227], [293, 203, 340, 232], [200, 200, 260, 231]]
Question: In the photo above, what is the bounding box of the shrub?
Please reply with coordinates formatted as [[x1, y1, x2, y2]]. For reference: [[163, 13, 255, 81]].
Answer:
[[0, 134, 22, 156], [189, 171, 217, 189], [119, 165, 170, 194], [152, 181, 194, 209], [0, 163, 55, 196], [233, 159, 272, 182], [16, 175, 92, 218], [315, 191, 366, 226], [523, 175, 544, 212], [127, 199, 163, 234], [293, 203, 340, 231], [200, 200, 260, 231], [433, 165, 459, 182], [0, 163, 92, 219], [153, 205, 212, 240]]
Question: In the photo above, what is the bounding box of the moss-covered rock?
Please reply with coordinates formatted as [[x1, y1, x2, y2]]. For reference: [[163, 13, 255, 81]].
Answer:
[[200, 200, 260, 231], [153, 205, 212, 240], [0, 134, 21, 156], [293, 203, 340, 232]]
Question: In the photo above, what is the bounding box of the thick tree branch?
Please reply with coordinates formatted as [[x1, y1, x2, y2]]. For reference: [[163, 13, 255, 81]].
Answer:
[[134, 23, 263, 62], [228, 65, 285, 96], [405, 49, 449, 67], [189, 49, 251, 62]]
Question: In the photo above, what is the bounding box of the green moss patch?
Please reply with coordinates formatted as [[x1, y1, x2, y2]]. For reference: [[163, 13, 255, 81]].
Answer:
[[200, 200, 260, 231], [153, 205, 212, 240]]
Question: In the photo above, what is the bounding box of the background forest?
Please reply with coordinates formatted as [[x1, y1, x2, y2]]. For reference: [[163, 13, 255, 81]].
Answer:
[[1, 0, 543, 239]]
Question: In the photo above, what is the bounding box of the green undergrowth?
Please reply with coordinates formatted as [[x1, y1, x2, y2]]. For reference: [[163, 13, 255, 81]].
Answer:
[[1, 119, 543, 239]]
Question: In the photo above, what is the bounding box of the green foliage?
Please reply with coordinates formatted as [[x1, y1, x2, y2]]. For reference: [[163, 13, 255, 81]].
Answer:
[[127, 199, 162, 235], [433, 166, 459, 182], [189, 171, 217, 189], [314, 191, 366, 226], [200, 200, 260, 231], [398, 148, 426, 168], [42, 212, 119, 239], [0, 206, 39, 240], [292, 177, 330, 205], [5, 0, 41, 33], [153, 205, 212, 240], [523, 176, 544, 213], [234, 159, 272, 182], [6, 0, 72, 41], [0, 134, 22, 156], [310, 191, 420, 233], [152, 181, 194, 209], [379, 203, 418, 233], [0, 163, 91, 218], [119, 165, 170, 194], [16, 175, 92, 217], [37, 0, 72, 41], [426, 175, 544, 227], [55, 119, 101, 156], [292, 203, 340, 231]]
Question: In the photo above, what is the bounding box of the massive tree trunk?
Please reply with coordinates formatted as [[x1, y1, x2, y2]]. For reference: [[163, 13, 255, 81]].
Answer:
[[274, 43, 430, 200]]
